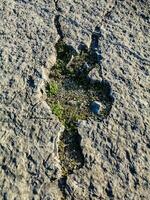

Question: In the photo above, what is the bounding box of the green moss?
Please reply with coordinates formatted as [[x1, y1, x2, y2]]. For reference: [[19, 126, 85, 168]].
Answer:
[[46, 80, 59, 96], [62, 105, 88, 125], [51, 101, 64, 119]]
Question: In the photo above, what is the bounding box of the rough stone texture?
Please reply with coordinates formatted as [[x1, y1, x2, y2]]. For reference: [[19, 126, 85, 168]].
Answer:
[[0, 0, 150, 200], [87, 67, 102, 83]]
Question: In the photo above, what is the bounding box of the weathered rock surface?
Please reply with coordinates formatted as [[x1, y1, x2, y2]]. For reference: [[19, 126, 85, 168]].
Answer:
[[0, 0, 150, 200], [87, 67, 102, 83]]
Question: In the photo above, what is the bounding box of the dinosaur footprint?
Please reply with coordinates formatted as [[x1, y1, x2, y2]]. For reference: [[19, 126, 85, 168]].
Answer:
[[46, 26, 115, 195]]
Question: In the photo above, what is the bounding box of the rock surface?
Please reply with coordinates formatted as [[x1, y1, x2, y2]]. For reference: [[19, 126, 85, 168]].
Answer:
[[87, 67, 102, 83], [0, 0, 150, 200]]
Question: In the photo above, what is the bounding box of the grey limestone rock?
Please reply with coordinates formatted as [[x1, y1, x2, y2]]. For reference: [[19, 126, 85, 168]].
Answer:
[[0, 0, 150, 199], [87, 67, 103, 83]]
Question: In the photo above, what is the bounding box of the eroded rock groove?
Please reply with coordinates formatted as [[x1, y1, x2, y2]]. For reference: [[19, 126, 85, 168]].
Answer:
[[46, 26, 115, 197]]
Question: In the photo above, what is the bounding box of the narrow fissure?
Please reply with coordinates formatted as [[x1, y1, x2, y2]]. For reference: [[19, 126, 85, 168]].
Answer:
[[54, 0, 63, 39], [54, 15, 64, 39]]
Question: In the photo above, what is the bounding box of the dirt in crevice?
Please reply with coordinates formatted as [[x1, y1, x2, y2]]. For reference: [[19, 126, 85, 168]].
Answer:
[[46, 26, 115, 197]]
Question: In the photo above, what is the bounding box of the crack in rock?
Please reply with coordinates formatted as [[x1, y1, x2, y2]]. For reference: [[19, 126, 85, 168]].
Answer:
[[54, 0, 63, 39], [45, 26, 115, 198]]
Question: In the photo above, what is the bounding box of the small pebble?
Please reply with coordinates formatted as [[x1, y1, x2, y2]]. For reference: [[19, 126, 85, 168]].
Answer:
[[90, 101, 102, 115]]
